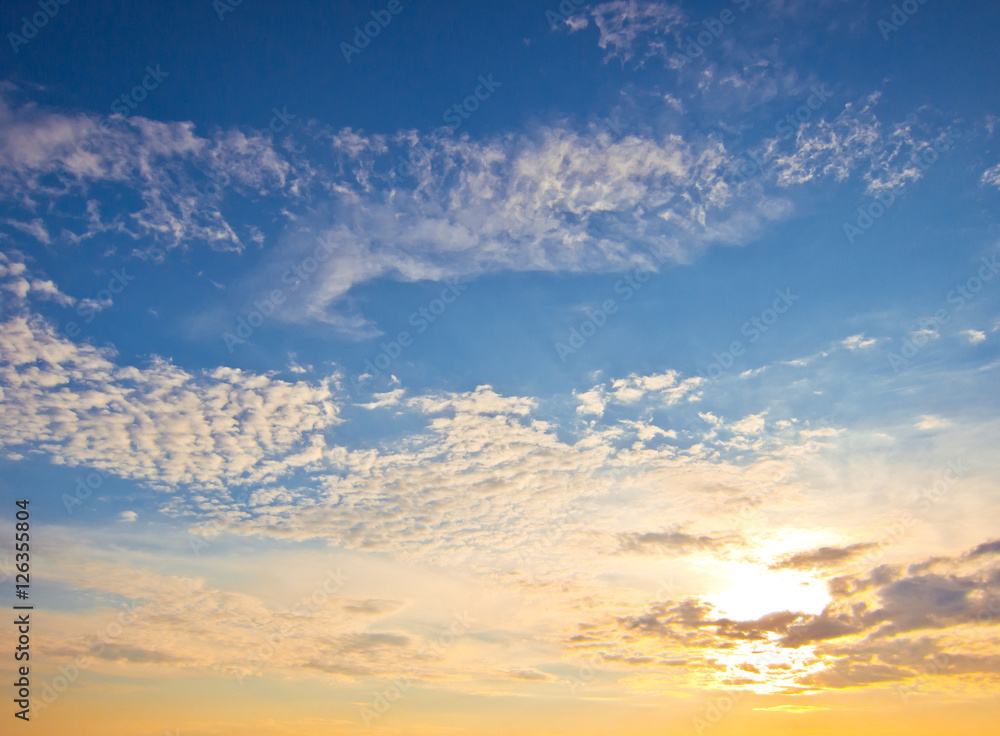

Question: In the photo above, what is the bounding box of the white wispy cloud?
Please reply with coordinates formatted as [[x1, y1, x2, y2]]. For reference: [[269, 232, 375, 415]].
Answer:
[[960, 329, 987, 344], [840, 333, 878, 351], [982, 163, 1000, 189], [915, 415, 950, 431], [0, 89, 296, 252], [4, 217, 51, 243], [0, 82, 958, 335], [583, 1, 686, 64]]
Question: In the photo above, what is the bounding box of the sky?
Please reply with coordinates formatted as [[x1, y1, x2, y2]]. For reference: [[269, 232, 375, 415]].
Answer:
[[0, 0, 999, 733]]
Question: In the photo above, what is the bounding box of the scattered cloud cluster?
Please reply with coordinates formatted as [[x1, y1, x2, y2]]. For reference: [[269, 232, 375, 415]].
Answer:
[[0, 89, 296, 252], [0, 76, 965, 335], [0, 258, 341, 489], [579, 1, 687, 64]]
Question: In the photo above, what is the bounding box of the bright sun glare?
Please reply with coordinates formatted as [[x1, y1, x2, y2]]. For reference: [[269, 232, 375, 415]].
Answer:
[[708, 565, 831, 621]]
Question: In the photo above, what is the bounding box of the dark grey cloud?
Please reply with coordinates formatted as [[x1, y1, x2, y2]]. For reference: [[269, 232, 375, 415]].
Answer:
[[93, 644, 182, 664], [771, 542, 878, 570], [342, 598, 406, 616], [966, 539, 1000, 560], [616, 529, 734, 555]]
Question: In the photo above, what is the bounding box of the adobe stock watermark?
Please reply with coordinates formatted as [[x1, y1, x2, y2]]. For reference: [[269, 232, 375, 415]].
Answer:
[[192, 106, 296, 206], [7, 0, 72, 55], [235, 568, 350, 684], [698, 288, 800, 383], [897, 652, 951, 704], [443, 75, 502, 131], [40, 267, 138, 365], [341, 0, 411, 64], [564, 576, 677, 695], [62, 468, 108, 515], [842, 190, 899, 245], [222, 233, 337, 352], [672, 0, 761, 68], [34, 599, 150, 712], [259, 106, 297, 140], [878, 0, 933, 41], [512, 521, 570, 572], [188, 490, 254, 554], [354, 278, 468, 392], [108, 65, 170, 117], [358, 611, 473, 727], [774, 84, 834, 140], [564, 650, 606, 696], [727, 85, 834, 186], [545, 0, 588, 29], [844, 128, 960, 244], [213, 0, 244, 21], [722, 418, 843, 535], [596, 112, 629, 140], [886, 255, 998, 372], [510, 113, 629, 235], [72, 64, 170, 163], [383, 75, 501, 181], [857, 459, 967, 566], [554, 244, 670, 361], [692, 651, 789, 736]]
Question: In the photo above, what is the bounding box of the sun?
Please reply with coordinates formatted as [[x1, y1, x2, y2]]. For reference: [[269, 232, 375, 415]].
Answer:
[[707, 564, 830, 620]]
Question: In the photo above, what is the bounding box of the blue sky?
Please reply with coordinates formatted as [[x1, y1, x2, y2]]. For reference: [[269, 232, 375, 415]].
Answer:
[[2, 1, 1000, 734]]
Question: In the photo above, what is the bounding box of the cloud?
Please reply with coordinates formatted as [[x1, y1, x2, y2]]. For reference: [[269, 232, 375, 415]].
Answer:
[[570, 541, 1000, 695], [783, 350, 829, 367], [119, 511, 138, 523], [699, 411, 722, 426], [92, 643, 181, 664], [0, 89, 296, 253], [915, 415, 951, 431], [162, 376, 834, 574], [502, 668, 553, 681], [909, 326, 940, 344], [269, 124, 782, 328], [0, 84, 955, 334], [771, 543, 878, 570], [757, 95, 960, 197], [0, 252, 75, 308], [35, 551, 438, 683], [582, 1, 686, 64], [753, 705, 829, 713], [76, 296, 113, 314], [966, 540, 1000, 560], [781, 554, 1000, 649], [960, 329, 987, 344], [840, 333, 877, 351], [0, 261, 846, 572], [617, 530, 733, 555], [219, 92, 943, 333], [0, 304, 342, 491], [342, 599, 406, 616], [731, 413, 766, 434], [576, 371, 704, 416], [4, 217, 51, 244], [982, 163, 1000, 189]]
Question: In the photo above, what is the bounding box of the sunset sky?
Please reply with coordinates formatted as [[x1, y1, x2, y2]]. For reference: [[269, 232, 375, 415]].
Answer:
[[1, 0, 999, 734]]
